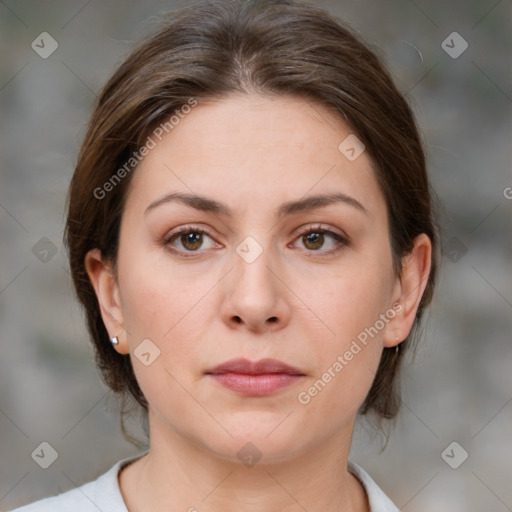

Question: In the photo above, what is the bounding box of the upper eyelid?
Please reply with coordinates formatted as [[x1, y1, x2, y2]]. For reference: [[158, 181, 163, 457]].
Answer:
[[294, 223, 344, 237], [165, 224, 346, 249], [165, 224, 215, 241], [166, 223, 343, 238]]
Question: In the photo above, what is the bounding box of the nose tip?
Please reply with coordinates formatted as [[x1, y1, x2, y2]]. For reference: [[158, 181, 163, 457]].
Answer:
[[222, 252, 291, 332]]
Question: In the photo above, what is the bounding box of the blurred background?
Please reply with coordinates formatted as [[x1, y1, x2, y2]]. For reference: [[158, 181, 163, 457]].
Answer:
[[0, 0, 511, 510]]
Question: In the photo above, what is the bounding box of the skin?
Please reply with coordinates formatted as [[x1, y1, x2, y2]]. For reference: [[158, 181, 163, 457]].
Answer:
[[86, 93, 431, 512]]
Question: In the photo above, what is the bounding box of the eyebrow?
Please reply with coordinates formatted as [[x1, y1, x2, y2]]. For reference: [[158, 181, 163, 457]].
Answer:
[[144, 191, 368, 218]]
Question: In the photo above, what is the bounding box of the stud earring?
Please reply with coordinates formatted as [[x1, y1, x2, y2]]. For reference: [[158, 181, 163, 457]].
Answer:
[[110, 335, 119, 346]]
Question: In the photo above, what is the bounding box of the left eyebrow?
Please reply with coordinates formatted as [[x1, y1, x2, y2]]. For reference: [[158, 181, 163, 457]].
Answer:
[[144, 191, 368, 217], [277, 192, 367, 218]]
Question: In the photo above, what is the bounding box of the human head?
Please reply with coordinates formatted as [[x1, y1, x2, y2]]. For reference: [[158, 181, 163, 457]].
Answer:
[[64, 0, 438, 439]]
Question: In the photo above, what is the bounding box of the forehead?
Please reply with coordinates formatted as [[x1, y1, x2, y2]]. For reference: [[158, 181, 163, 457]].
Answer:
[[126, 93, 385, 217]]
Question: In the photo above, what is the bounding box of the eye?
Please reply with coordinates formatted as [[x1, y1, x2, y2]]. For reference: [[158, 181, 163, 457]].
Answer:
[[163, 223, 348, 257], [163, 226, 219, 255], [292, 224, 348, 254]]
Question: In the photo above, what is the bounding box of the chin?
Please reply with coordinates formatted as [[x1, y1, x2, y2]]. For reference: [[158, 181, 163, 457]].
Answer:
[[197, 413, 312, 466]]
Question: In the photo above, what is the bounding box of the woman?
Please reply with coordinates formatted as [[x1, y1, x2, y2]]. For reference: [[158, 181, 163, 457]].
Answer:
[[11, 0, 438, 510]]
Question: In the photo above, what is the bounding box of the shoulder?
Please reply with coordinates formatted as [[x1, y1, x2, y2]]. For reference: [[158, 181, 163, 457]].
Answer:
[[8, 452, 146, 512], [348, 461, 400, 512], [8, 479, 101, 512]]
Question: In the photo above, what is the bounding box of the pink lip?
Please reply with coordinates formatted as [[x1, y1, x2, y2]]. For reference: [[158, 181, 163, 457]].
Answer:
[[206, 358, 305, 396], [207, 358, 304, 376]]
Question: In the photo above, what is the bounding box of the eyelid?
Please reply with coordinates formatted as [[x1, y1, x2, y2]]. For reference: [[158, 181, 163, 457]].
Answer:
[[163, 224, 219, 250], [294, 223, 346, 239], [163, 224, 214, 241]]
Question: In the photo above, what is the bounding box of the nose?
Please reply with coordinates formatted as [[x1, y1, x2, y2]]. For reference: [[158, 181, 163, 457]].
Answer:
[[220, 241, 291, 334]]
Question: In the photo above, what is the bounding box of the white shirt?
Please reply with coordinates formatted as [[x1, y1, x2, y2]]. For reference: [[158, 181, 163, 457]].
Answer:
[[9, 452, 399, 512]]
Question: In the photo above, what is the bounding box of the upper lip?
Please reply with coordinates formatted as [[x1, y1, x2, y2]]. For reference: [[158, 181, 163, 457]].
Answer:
[[206, 358, 305, 376]]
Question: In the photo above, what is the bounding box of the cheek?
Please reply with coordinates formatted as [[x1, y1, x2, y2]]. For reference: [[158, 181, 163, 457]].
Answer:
[[117, 247, 216, 377], [117, 256, 204, 409], [118, 241, 195, 337], [295, 288, 386, 419], [306, 260, 392, 340], [294, 258, 393, 409]]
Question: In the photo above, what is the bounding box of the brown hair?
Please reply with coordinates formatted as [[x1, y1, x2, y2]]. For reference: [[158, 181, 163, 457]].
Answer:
[[64, 0, 438, 438]]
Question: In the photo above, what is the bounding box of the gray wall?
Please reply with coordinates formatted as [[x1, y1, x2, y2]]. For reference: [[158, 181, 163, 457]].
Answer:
[[1, 0, 511, 510]]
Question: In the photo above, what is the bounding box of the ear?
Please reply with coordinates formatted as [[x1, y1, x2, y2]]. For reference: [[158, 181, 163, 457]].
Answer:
[[383, 233, 432, 348], [84, 248, 129, 354]]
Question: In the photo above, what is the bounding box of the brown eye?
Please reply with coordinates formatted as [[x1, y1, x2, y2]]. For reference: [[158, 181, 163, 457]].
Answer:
[[293, 226, 348, 254], [164, 227, 218, 255], [180, 231, 203, 251], [302, 232, 325, 250]]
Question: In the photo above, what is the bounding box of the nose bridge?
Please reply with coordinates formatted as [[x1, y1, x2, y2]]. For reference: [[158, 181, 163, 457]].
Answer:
[[221, 232, 290, 331], [233, 233, 277, 301]]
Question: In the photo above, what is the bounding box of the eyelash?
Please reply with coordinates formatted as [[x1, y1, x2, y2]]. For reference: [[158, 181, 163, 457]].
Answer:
[[163, 223, 349, 258]]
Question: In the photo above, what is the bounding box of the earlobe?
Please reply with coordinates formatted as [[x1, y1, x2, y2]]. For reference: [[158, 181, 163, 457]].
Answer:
[[84, 249, 129, 354], [384, 233, 432, 348]]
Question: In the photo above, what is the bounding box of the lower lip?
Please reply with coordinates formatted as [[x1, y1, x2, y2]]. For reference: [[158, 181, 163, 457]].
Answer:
[[208, 372, 304, 396]]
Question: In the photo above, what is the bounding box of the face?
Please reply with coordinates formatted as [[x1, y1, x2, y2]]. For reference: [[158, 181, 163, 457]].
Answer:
[[90, 93, 417, 464]]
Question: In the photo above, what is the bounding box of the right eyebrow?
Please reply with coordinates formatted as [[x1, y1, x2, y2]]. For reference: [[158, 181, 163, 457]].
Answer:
[[144, 192, 230, 216]]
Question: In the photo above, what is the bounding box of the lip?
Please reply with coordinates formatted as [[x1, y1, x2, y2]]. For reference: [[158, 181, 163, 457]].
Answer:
[[205, 358, 306, 396], [206, 358, 304, 376]]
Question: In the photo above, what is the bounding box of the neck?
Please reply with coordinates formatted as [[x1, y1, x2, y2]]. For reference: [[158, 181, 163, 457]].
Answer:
[[119, 414, 368, 512]]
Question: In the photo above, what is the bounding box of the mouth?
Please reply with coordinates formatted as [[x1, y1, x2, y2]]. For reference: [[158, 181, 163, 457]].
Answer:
[[205, 358, 306, 396]]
